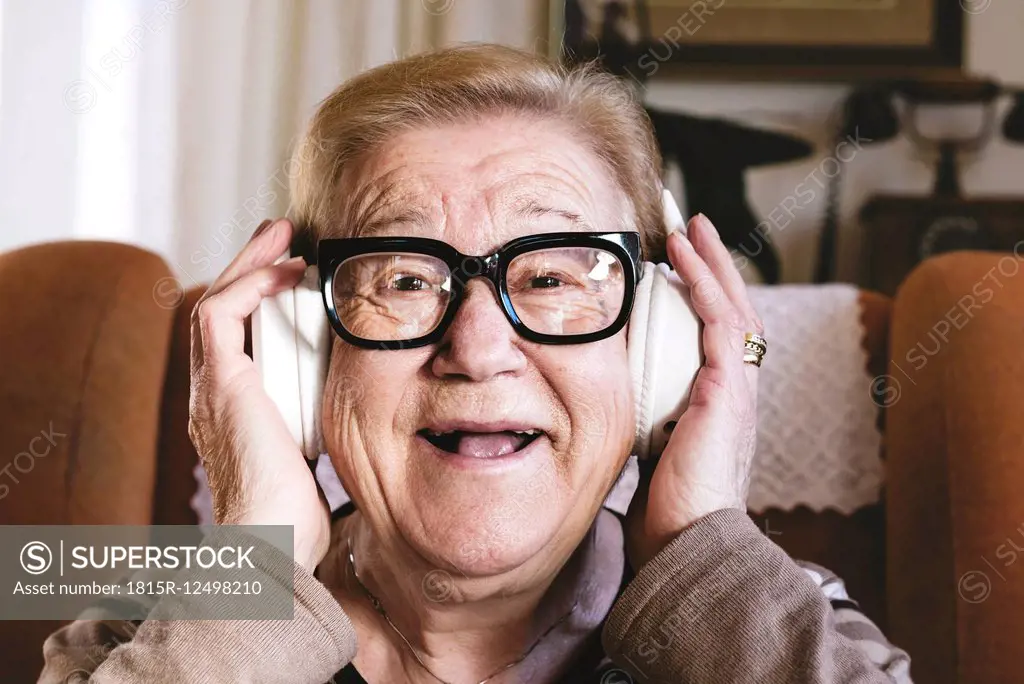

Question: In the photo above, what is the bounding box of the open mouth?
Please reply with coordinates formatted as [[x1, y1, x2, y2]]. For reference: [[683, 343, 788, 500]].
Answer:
[[417, 428, 544, 458]]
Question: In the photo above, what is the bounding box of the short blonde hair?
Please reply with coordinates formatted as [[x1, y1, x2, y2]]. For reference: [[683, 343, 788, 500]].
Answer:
[[288, 43, 664, 261]]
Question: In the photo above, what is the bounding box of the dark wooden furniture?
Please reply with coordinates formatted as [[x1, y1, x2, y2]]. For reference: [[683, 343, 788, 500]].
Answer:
[[860, 195, 1024, 296]]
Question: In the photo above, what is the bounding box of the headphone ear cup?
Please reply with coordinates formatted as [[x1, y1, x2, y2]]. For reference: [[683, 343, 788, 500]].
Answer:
[[628, 262, 703, 459], [628, 262, 656, 459], [252, 272, 305, 456], [293, 266, 331, 460]]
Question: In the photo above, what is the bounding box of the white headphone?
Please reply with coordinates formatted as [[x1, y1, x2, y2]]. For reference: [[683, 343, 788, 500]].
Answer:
[[626, 189, 703, 459]]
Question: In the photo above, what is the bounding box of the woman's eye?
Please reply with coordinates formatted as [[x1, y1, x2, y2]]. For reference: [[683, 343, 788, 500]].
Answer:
[[529, 275, 562, 289], [391, 275, 426, 291]]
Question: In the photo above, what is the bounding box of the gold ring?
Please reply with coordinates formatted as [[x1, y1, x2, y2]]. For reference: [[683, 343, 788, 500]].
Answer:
[[744, 332, 767, 351], [743, 332, 767, 367]]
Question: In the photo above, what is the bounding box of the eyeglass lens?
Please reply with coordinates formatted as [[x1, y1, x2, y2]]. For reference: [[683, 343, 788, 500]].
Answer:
[[331, 246, 625, 342]]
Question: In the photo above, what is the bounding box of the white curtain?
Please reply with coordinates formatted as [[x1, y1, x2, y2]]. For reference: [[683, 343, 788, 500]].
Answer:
[[0, 0, 550, 282]]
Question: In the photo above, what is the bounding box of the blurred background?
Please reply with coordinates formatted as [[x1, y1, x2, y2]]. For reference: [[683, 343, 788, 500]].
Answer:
[[1, 0, 1023, 288]]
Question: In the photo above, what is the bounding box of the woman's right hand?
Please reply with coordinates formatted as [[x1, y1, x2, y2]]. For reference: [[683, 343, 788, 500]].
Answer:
[[188, 218, 331, 572]]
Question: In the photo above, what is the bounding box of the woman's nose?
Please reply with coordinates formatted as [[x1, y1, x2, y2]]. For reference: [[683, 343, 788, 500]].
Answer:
[[431, 280, 527, 382]]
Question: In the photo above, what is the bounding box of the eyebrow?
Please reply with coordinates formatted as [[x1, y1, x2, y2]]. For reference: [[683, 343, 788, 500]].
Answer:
[[345, 176, 434, 237], [358, 208, 434, 236], [346, 187, 598, 237], [512, 199, 593, 231]]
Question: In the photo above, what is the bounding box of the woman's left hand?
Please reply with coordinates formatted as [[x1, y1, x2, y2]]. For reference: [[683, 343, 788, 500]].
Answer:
[[626, 213, 764, 570]]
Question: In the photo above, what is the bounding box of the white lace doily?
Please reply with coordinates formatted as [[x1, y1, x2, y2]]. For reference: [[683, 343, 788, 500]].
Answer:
[[744, 284, 883, 513], [191, 284, 883, 524]]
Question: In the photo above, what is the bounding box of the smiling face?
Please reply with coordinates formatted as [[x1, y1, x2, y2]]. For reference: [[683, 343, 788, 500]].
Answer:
[[321, 115, 637, 577]]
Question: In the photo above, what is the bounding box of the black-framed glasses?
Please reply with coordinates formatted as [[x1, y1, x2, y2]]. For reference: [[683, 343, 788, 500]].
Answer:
[[316, 231, 642, 349]]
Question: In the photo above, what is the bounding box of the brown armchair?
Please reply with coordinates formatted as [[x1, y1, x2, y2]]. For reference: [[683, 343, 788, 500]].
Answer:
[[1, 240, 1021, 683]]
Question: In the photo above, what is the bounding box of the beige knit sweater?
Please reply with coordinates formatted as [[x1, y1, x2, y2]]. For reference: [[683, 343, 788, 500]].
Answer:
[[38, 509, 910, 683]]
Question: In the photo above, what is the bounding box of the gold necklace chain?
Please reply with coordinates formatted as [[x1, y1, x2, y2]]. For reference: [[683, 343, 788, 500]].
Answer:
[[347, 539, 579, 684]]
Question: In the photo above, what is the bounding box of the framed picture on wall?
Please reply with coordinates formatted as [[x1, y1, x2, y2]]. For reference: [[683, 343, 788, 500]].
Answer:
[[558, 0, 964, 81]]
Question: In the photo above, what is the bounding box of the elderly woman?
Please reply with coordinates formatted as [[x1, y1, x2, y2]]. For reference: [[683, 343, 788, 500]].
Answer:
[[40, 45, 909, 684]]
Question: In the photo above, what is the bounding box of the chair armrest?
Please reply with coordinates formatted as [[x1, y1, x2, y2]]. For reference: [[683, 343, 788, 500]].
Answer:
[[0, 241, 174, 525], [0, 240, 176, 682], [886, 250, 1024, 684]]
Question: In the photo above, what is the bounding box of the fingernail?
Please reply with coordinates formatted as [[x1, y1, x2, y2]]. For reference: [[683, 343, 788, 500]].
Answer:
[[669, 229, 693, 251], [697, 213, 719, 237], [281, 255, 306, 268], [665, 229, 681, 249], [250, 219, 274, 242]]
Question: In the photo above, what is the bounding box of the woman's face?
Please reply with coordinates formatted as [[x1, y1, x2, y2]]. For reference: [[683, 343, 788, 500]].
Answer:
[[322, 115, 636, 576]]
